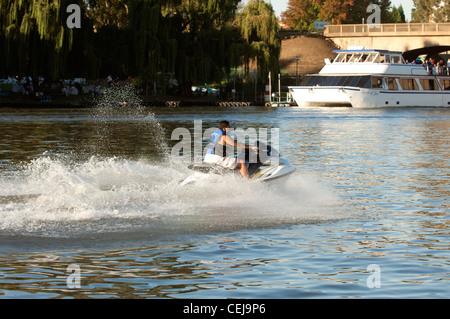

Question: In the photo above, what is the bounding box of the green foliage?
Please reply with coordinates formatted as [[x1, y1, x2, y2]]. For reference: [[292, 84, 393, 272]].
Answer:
[[411, 0, 449, 22], [390, 5, 406, 23], [0, 0, 77, 79], [281, 0, 322, 31], [235, 0, 280, 80], [0, 0, 280, 90], [281, 0, 400, 29]]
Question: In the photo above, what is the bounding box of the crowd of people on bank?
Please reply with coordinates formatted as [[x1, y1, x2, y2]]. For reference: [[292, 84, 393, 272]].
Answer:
[[418, 58, 450, 76], [0, 75, 104, 101]]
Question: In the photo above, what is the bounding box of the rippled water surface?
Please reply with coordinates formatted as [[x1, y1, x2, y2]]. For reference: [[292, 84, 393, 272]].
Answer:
[[0, 103, 449, 299]]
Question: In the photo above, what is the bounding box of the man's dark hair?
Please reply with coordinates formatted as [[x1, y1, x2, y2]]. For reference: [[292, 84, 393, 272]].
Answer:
[[218, 120, 230, 130]]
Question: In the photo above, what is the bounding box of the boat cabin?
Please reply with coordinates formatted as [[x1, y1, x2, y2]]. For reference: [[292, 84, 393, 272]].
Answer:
[[332, 49, 406, 64], [300, 48, 450, 92], [301, 74, 450, 91]]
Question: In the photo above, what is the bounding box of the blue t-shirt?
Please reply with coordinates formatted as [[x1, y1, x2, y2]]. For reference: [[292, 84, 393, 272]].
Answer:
[[207, 129, 226, 155]]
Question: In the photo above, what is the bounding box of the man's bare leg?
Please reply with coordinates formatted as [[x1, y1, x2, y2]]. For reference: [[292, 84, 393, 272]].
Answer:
[[237, 161, 249, 179]]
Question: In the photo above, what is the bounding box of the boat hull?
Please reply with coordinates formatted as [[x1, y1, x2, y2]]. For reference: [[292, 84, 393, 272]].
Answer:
[[290, 86, 450, 108], [290, 86, 353, 107]]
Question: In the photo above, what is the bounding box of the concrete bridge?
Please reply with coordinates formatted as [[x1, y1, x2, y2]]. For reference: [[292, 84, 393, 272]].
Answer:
[[324, 23, 450, 55]]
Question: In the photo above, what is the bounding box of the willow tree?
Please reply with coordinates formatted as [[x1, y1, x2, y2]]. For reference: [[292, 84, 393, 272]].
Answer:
[[126, 0, 243, 94], [235, 0, 281, 81], [0, 0, 282, 94], [127, 0, 165, 90], [0, 0, 80, 80], [163, 0, 241, 88], [85, 0, 130, 31]]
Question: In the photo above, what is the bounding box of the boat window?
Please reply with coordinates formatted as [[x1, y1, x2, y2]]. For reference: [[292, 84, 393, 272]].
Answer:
[[301, 76, 315, 86], [345, 77, 356, 86], [321, 77, 335, 86], [349, 54, 362, 63], [337, 76, 362, 87], [329, 77, 340, 86], [333, 54, 343, 63], [300, 76, 372, 88], [419, 79, 440, 90], [391, 55, 402, 64], [387, 78, 399, 90], [348, 76, 360, 86], [372, 77, 383, 88], [438, 79, 450, 90], [337, 76, 349, 86], [360, 54, 369, 63], [321, 77, 328, 85], [356, 76, 371, 88], [365, 53, 379, 63], [301, 76, 310, 85], [339, 54, 348, 63], [398, 78, 420, 90], [383, 55, 391, 63]]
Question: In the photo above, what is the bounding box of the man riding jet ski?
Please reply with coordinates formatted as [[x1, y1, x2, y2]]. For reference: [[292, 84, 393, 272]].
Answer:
[[179, 121, 295, 186], [204, 120, 258, 179]]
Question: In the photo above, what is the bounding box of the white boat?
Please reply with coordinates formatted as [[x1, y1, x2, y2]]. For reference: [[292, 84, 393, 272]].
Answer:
[[288, 48, 450, 108]]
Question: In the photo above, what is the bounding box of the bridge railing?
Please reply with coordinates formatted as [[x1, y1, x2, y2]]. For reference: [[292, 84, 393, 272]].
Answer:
[[325, 23, 450, 37]]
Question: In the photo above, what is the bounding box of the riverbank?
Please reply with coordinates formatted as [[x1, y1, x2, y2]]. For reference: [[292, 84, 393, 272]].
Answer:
[[0, 94, 268, 108]]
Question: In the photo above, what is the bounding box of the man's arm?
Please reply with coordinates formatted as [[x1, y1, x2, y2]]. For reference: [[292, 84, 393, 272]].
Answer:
[[223, 135, 257, 150]]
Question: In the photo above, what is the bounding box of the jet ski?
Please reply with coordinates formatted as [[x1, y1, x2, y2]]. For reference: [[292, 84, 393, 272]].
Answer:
[[179, 141, 295, 186]]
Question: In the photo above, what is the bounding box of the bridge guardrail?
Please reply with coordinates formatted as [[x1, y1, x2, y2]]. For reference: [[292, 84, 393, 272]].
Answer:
[[325, 23, 450, 37]]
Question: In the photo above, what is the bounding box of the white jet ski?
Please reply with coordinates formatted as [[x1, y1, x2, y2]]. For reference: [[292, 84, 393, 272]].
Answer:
[[179, 141, 295, 186]]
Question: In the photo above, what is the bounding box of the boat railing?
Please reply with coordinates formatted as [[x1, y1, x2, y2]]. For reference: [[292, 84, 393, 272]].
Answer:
[[271, 92, 294, 103]]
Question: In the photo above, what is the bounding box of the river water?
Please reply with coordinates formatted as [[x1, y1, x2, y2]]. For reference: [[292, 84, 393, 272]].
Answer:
[[0, 100, 449, 299]]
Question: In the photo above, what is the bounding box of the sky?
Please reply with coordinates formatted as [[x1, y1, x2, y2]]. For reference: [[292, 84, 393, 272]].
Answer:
[[267, 0, 414, 21]]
